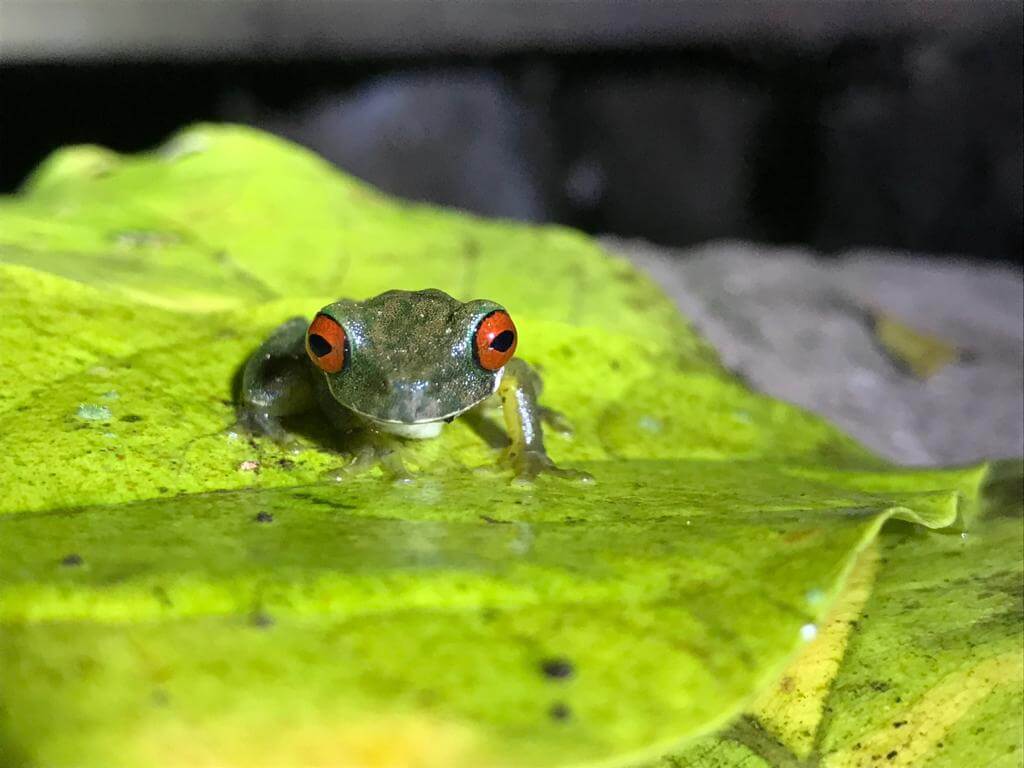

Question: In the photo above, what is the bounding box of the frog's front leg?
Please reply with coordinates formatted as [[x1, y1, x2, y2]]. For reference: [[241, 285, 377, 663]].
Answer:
[[236, 317, 315, 443], [318, 424, 414, 484], [497, 358, 592, 483], [303, 378, 412, 482]]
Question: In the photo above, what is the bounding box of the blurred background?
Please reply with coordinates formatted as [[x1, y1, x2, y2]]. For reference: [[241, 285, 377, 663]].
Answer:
[[1, 0, 1021, 263], [1, 0, 1022, 465]]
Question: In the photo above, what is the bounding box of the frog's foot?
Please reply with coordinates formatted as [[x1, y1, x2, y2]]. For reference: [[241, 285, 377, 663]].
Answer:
[[230, 407, 301, 447], [321, 442, 414, 484], [503, 448, 594, 486], [539, 406, 575, 438]]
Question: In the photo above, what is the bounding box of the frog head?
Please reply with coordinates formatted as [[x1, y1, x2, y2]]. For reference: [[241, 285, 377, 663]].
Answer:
[[304, 289, 518, 426]]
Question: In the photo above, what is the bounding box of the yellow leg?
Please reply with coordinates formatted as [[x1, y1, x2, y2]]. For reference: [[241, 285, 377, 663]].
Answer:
[[497, 359, 593, 484]]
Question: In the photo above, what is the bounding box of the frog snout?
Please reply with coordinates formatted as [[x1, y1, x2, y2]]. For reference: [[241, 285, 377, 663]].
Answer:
[[385, 379, 442, 422]]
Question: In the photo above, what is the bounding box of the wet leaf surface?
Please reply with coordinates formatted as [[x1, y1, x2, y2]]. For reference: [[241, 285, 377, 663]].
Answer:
[[0, 126, 1015, 768], [651, 460, 1023, 768]]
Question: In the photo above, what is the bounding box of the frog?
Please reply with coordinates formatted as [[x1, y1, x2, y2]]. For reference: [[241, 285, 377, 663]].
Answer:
[[237, 288, 590, 483]]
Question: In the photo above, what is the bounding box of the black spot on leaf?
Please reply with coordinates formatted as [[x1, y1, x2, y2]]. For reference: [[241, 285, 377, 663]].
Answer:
[[540, 658, 575, 680], [549, 702, 571, 721], [250, 611, 275, 628]]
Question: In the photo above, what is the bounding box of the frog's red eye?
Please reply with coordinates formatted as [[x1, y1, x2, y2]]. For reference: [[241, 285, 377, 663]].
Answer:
[[306, 314, 347, 373], [474, 310, 517, 371]]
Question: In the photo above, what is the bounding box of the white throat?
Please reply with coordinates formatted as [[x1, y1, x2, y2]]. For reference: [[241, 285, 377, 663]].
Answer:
[[374, 421, 444, 440]]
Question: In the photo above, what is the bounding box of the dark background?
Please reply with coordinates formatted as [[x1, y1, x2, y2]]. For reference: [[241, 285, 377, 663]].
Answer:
[[2, 1, 1021, 263]]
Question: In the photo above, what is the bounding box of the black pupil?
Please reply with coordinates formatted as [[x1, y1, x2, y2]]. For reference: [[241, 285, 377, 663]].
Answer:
[[309, 334, 333, 357], [490, 330, 514, 352]]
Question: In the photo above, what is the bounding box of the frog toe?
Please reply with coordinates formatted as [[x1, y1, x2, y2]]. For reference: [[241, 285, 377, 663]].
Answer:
[[539, 407, 575, 437], [232, 408, 296, 445], [322, 444, 414, 484], [505, 449, 593, 485]]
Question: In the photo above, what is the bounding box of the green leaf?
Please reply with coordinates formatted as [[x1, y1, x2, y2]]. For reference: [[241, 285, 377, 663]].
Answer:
[[0, 125, 1009, 768], [650, 460, 1024, 768]]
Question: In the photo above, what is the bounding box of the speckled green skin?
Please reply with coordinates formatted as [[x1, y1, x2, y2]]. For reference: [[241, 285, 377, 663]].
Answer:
[[322, 290, 504, 424], [241, 289, 504, 428]]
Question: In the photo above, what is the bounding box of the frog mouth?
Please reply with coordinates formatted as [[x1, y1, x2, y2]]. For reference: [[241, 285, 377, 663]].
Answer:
[[342, 368, 504, 427], [349, 402, 476, 428], [350, 407, 474, 441]]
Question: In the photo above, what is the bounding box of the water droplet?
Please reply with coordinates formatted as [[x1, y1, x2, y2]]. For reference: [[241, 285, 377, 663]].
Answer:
[[800, 623, 818, 642], [960, 532, 969, 541], [226, 431, 239, 441], [238, 460, 260, 473], [76, 403, 112, 421], [805, 588, 826, 608], [638, 415, 662, 433]]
